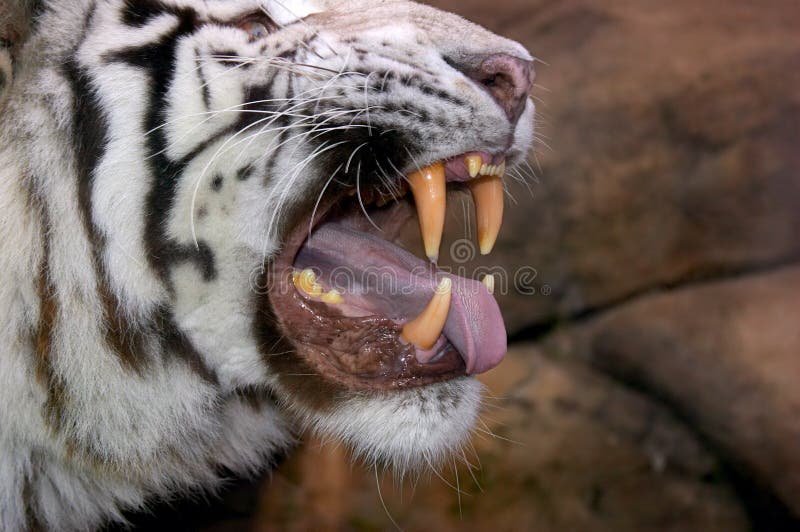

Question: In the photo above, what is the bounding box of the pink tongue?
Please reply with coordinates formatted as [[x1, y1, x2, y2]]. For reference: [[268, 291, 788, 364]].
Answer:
[[295, 223, 507, 374]]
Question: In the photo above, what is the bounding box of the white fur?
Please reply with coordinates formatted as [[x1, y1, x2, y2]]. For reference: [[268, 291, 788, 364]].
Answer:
[[283, 378, 484, 472], [0, 0, 534, 529]]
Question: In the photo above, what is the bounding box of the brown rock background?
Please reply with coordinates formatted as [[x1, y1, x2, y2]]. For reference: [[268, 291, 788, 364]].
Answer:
[[439, 0, 800, 336], [127, 0, 800, 530]]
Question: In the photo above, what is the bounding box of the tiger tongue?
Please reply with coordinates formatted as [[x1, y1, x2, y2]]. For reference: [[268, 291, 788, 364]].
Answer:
[[294, 222, 507, 375]]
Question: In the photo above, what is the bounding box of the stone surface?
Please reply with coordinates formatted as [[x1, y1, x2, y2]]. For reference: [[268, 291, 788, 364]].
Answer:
[[426, 0, 800, 335], [554, 266, 800, 519], [253, 344, 748, 531]]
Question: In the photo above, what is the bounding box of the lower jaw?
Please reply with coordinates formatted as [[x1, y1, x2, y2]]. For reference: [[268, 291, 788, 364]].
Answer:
[[266, 196, 467, 391]]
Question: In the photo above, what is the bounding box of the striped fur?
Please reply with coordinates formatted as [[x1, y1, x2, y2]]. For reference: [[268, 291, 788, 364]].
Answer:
[[0, 1, 534, 529]]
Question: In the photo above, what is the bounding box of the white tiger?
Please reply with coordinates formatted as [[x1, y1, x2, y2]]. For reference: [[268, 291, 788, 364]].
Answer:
[[0, 0, 535, 529]]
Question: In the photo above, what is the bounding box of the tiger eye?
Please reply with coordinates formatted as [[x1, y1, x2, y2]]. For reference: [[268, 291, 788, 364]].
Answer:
[[242, 20, 270, 41]]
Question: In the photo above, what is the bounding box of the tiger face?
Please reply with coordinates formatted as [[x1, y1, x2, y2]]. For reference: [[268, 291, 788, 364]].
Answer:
[[1, 0, 534, 527]]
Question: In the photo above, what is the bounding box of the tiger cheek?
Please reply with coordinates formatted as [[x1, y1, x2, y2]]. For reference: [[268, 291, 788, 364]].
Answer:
[[1, 0, 537, 529]]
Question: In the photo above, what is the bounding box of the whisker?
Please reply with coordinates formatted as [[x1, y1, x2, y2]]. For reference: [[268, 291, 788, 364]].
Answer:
[[460, 448, 483, 492], [474, 420, 523, 446], [424, 456, 468, 496], [307, 164, 343, 239], [374, 464, 403, 532], [355, 160, 382, 232], [453, 457, 463, 520]]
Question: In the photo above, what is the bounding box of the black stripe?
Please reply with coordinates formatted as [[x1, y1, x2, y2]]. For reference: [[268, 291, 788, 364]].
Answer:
[[236, 165, 255, 181], [236, 76, 281, 129], [34, 207, 65, 431], [63, 53, 153, 372], [155, 305, 218, 384], [61, 10, 154, 372], [194, 47, 212, 109], [211, 49, 247, 68], [64, 7, 217, 382], [175, 122, 238, 167], [240, 75, 291, 183], [22, 467, 44, 532], [174, 241, 217, 282], [103, 7, 214, 285], [121, 0, 171, 28]]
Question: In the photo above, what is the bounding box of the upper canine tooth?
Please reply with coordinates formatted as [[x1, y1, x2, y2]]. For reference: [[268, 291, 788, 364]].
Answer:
[[465, 155, 482, 178], [401, 277, 452, 350], [407, 161, 446, 263], [469, 175, 505, 255]]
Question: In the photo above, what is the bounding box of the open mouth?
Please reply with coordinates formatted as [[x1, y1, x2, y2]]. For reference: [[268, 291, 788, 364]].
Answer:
[[268, 151, 509, 391]]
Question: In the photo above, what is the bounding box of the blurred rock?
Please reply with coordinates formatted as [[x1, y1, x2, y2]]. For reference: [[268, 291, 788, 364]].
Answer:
[[427, 0, 800, 335], [254, 344, 748, 531], [552, 266, 800, 519]]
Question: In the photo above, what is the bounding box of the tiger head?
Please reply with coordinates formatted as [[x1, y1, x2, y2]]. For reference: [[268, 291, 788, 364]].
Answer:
[[1, 0, 534, 526]]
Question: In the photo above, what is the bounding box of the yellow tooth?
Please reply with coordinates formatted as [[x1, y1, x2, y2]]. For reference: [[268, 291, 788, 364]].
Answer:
[[482, 274, 495, 295], [401, 277, 452, 350], [293, 269, 323, 297], [465, 155, 482, 178], [321, 288, 343, 304], [407, 161, 446, 263], [498, 161, 506, 177], [469, 175, 504, 255], [480, 163, 488, 176]]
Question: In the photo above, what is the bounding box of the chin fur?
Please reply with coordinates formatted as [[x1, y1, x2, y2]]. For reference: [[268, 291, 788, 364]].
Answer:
[[290, 378, 483, 473]]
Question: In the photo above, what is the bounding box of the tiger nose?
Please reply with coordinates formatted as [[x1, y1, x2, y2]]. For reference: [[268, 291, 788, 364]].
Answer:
[[464, 54, 535, 125]]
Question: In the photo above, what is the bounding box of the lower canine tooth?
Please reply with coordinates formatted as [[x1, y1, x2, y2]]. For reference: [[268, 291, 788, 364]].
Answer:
[[407, 161, 446, 263], [469, 175, 505, 255], [482, 274, 495, 295], [293, 269, 323, 297], [401, 277, 452, 350]]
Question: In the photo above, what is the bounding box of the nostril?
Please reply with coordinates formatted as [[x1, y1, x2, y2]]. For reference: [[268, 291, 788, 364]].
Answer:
[[481, 73, 502, 88], [480, 71, 514, 96], [449, 53, 535, 125]]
